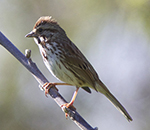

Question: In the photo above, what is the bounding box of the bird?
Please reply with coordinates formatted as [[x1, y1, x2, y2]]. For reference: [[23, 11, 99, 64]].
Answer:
[[25, 16, 132, 121]]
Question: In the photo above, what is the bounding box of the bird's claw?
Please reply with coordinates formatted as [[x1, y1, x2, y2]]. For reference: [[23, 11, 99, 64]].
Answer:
[[61, 103, 76, 118], [42, 82, 58, 97]]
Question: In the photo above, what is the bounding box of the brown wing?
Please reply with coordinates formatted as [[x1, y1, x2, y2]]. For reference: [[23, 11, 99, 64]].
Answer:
[[63, 40, 100, 91]]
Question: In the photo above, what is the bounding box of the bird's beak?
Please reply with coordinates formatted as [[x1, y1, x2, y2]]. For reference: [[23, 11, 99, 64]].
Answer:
[[25, 29, 37, 38]]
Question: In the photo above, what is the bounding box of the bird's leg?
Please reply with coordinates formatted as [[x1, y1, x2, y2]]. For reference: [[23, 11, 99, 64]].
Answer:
[[61, 87, 79, 117], [65, 87, 79, 108], [43, 82, 72, 97]]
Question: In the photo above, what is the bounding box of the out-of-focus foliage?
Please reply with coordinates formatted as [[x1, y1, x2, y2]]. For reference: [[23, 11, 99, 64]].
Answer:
[[0, 0, 150, 130]]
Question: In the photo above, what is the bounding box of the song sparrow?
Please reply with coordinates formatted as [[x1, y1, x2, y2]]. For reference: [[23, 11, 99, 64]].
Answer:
[[25, 16, 132, 121]]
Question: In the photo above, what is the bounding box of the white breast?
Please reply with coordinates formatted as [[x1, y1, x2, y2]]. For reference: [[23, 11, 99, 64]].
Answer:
[[35, 40, 80, 86]]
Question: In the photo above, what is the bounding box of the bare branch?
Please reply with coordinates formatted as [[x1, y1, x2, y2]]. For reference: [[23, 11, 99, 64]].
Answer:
[[0, 31, 98, 130]]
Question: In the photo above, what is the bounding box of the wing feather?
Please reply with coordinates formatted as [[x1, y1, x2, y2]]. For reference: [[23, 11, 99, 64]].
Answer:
[[63, 40, 100, 91]]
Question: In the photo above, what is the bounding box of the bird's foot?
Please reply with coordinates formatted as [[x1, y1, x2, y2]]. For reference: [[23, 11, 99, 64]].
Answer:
[[61, 103, 76, 118], [42, 82, 58, 97]]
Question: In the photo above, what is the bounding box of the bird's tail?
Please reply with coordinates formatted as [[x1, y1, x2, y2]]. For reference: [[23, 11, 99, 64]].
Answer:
[[96, 82, 133, 121]]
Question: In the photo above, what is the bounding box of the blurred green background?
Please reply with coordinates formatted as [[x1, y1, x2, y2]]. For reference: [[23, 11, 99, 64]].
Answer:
[[1, 0, 150, 130]]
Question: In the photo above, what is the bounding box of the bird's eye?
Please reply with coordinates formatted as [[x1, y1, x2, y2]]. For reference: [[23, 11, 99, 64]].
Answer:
[[38, 28, 43, 32]]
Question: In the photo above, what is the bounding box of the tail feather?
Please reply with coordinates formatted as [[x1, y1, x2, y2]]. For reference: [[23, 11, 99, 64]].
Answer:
[[105, 91, 133, 121], [96, 82, 132, 121]]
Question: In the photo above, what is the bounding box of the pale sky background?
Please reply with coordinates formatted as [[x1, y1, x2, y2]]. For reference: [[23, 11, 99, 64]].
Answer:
[[0, 0, 150, 130]]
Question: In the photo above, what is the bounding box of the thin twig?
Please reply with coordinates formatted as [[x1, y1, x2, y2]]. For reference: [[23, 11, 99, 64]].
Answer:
[[0, 31, 98, 130]]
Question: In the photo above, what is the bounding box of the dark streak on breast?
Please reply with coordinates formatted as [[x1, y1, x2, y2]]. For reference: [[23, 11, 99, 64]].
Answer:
[[53, 46, 56, 51], [58, 64, 61, 69], [37, 37, 41, 44], [42, 51, 48, 60], [50, 49, 54, 54]]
